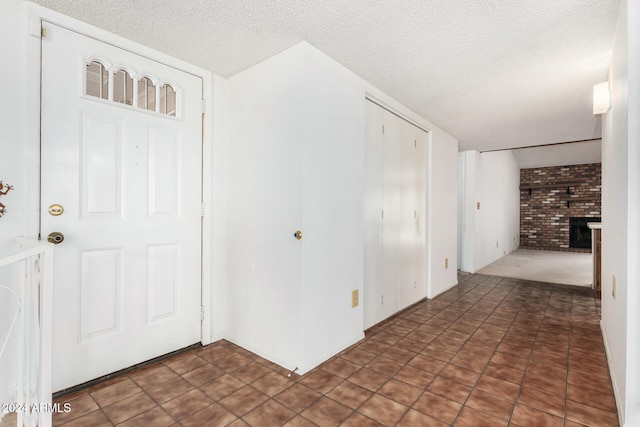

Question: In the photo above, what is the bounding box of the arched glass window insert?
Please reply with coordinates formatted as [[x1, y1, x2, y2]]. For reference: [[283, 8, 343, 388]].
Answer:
[[159, 84, 176, 116], [86, 61, 108, 100], [114, 69, 133, 105], [138, 77, 156, 111], [84, 60, 177, 116]]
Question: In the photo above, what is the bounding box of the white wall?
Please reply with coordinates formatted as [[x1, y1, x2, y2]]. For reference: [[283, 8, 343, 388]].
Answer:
[[226, 44, 306, 370], [626, 2, 640, 422], [458, 151, 478, 273], [207, 73, 230, 344], [601, 0, 640, 425], [300, 47, 367, 369], [428, 127, 459, 296], [226, 41, 459, 372], [475, 150, 521, 269], [457, 153, 465, 269], [458, 150, 520, 273], [226, 43, 365, 372], [0, 0, 34, 413], [0, 0, 28, 241]]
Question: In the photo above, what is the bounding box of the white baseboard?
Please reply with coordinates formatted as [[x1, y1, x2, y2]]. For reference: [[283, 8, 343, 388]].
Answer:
[[601, 319, 624, 426]]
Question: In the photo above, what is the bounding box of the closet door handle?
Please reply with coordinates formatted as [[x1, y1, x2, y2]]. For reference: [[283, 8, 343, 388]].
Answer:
[[293, 230, 303, 240]]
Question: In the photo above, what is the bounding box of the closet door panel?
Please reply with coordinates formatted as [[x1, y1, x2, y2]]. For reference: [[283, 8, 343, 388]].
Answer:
[[365, 101, 428, 326], [398, 117, 419, 310], [381, 111, 403, 320]]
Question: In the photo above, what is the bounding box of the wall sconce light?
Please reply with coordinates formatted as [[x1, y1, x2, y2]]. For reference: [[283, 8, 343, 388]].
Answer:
[[593, 81, 611, 115]]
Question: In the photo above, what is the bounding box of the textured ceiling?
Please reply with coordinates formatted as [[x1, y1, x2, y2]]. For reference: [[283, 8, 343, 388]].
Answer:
[[33, 0, 621, 157], [510, 138, 602, 169]]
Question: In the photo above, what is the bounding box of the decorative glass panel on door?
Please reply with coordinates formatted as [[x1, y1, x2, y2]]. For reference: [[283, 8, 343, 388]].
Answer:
[[114, 69, 133, 105], [86, 61, 108, 100], [159, 84, 176, 116], [138, 77, 156, 111]]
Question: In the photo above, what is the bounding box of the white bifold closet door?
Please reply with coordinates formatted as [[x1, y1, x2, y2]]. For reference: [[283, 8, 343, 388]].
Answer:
[[364, 99, 427, 329]]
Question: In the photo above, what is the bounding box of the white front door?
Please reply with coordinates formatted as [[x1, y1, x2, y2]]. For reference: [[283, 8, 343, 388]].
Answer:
[[40, 23, 203, 392]]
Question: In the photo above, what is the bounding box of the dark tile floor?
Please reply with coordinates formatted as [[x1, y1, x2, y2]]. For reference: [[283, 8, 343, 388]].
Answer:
[[53, 273, 619, 426]]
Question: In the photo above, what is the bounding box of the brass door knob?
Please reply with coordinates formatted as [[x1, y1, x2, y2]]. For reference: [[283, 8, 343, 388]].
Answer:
[[294, 230, 303, 240], [47, 231, 64, 244], [48, 204, 64, 216]]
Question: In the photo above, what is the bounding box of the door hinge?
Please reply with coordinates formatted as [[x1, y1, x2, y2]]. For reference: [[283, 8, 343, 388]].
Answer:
[[201, 203, 205, 217], [41, 27, 47, 38], [415, 140, 417, 148], [201, 99, 206, 114], [200, 305, 205, 321], [381, 210, 384, 219], [382, 125, 384, 134], [414, 210, 417, 218]]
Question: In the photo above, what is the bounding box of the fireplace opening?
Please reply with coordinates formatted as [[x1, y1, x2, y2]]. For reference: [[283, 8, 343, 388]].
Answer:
[[569, 217, 600, 249]]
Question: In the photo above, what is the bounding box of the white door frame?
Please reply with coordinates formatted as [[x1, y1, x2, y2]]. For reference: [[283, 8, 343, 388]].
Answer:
[[24, 4, 215, 346]]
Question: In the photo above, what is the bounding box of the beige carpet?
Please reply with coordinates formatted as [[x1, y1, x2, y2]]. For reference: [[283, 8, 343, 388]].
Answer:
[[476, 249, 593, 287]]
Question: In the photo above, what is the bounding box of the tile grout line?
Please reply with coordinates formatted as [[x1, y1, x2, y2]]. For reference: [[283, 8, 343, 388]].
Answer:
[[53, 273, 616, 427]]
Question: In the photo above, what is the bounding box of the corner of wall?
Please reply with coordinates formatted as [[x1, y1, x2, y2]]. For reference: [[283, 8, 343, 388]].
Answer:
[[207, 73, 229, 343], [458, 150, 521, 273], [427, 129, 459, 296], [458, 150, 477, 273]]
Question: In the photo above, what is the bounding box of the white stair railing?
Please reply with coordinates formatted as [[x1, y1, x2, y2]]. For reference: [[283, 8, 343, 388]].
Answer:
[[0, 238, 53, 427]]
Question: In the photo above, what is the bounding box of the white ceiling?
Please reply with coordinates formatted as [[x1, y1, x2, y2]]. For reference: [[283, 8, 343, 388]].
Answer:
[[33, 0, 621, 164], [508, 138, 601, 169]]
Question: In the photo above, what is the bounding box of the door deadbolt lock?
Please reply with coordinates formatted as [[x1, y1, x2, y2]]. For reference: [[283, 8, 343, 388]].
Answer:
[[47, 231, 64, 244], [294, 230, 303, 240], [48, 204, 64, 216]]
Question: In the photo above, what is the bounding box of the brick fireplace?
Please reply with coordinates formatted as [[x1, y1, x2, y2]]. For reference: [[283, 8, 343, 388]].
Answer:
[[520, 163, 601, 252]]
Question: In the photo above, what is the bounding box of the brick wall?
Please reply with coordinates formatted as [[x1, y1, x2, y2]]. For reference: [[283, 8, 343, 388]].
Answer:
[[520, 163, 601, 252]]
